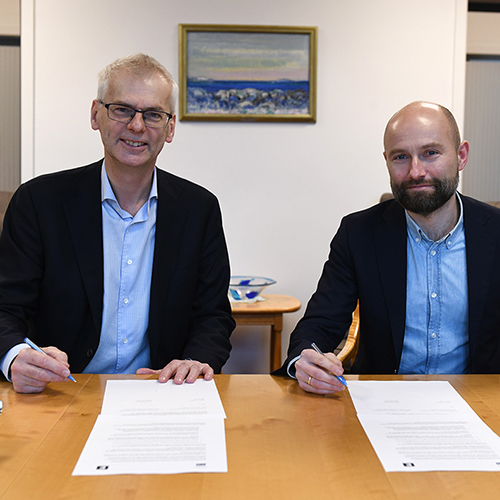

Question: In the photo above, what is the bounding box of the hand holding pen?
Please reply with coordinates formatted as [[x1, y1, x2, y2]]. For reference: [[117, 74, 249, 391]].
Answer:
[[9, 339, 75, 394], [310, 343, 347, 387], [294, 342, 347, 395], [24, 338, 76, 382]]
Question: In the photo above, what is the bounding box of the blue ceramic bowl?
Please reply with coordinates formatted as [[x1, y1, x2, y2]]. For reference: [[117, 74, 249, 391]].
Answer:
[[229, 276, 276, 303]]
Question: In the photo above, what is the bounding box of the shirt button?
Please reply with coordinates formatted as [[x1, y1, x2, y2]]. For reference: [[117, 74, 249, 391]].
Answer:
[[431, 250, 436, 256], [415, 238, 420, 243], [431, 292, 437, 298], [431, 333, 437, 339], [123, 338, 128, 344], [127, 259, 132, 265], [123, 298, 129, 304]]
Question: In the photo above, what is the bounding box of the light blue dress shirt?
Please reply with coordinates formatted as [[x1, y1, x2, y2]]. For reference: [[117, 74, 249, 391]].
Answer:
[[82, 165, 157, 374], [399, 194, 469, 374]]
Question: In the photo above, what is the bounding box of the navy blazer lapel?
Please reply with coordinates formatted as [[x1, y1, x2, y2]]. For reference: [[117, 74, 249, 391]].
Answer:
[[63, 161, 104, 335], [373, 201, 407, 362], [463, 196, 499, 363], [148, 169, 188, 354]]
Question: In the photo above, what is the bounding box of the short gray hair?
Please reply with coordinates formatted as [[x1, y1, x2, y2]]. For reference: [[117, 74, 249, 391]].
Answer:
[[96, 53, 179, 113]]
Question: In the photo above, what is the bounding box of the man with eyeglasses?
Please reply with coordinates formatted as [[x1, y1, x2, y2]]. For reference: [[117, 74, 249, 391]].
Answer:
[[0, 54, 235, 393]]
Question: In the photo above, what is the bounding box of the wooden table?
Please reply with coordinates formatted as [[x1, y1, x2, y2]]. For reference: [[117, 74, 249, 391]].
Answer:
[[3, 374, 500, 499], [230, 294, 301, 371]]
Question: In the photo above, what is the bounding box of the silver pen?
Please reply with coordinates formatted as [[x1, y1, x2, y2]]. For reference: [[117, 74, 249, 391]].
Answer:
[[311, 342, 348, 387], [24, 337, 77, 383]]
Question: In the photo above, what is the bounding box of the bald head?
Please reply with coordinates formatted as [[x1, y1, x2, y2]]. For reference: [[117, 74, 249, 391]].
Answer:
[[384, 101, 461, 152], [383, 101, 469, 220]]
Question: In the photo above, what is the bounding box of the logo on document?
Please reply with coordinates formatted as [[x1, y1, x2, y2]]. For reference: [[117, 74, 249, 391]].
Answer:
[[96, 465, 109, 470], [402, 463, 415, 468]]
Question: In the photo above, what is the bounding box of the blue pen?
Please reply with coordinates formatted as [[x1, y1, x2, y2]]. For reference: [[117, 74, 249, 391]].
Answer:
[[24, 337, 77, 383], [310, 342, 348, 387]]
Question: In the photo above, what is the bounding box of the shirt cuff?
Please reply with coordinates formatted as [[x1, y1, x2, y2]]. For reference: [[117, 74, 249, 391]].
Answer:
[[287, 355, 301, 379], [0, 344, 30, 382]]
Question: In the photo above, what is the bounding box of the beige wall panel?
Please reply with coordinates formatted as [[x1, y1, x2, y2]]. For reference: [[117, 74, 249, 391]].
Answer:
[[0, 45, 20, 191]]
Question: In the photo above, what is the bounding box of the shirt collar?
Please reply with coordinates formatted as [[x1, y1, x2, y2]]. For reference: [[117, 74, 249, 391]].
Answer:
[[405, 192, 464, 246], [101, 162, 158, 205]]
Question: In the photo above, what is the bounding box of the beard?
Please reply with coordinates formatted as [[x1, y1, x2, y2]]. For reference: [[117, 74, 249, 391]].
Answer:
[[390, 172, 459, 216]]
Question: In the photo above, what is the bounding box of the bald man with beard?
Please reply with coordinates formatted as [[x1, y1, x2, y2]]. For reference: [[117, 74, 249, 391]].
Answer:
[[277, 101, 500, 394]]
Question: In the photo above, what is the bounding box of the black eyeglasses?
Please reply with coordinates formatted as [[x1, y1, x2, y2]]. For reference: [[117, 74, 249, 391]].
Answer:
[[100, 102, 173, 128]]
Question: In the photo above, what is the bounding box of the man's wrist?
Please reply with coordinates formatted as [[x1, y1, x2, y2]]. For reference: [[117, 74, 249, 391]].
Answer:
[[287, 355, 301, 379], [0, 344, 30, 382], [8, 356, 17, 379]]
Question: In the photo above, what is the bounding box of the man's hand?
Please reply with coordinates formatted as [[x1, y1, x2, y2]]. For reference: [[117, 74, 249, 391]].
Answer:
[[295, 348, 345, 394], [11, 346, 71, 394], [136, 359, 214, 384]]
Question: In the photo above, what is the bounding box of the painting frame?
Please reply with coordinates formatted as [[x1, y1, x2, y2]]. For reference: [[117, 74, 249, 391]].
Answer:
[[178, 24, 317, 122]]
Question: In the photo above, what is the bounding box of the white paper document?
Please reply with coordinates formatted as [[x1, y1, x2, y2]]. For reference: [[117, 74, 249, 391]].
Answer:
[[101, 379, 226, 418], [348, 381, 500, 472], [73, 379, 227, 476]]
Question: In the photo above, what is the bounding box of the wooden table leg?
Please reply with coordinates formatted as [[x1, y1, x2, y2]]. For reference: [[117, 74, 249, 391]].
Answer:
[[270, 313, 283, 372]]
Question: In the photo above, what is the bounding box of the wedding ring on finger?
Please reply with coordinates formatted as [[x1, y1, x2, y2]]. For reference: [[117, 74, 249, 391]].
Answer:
[[308, 376, 312, 386]]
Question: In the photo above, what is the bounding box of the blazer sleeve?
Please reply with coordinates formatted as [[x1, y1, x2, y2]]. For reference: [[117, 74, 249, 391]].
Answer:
[[180, 197, 235, 370], [148, 179, 235, 374], [0, 184, 44, 358]]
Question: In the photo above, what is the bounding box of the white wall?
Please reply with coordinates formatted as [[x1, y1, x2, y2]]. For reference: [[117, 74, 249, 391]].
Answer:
[[22, 0, 468, 374]]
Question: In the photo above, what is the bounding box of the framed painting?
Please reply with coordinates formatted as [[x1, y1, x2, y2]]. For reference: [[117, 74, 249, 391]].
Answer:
[[178, 24, 317, 122]]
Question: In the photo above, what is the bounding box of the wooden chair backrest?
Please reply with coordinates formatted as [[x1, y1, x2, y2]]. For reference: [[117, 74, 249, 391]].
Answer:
[[336, 303, 359, 365]]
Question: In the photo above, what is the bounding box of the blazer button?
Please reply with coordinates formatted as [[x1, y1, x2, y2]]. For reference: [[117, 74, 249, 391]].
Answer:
[[86, 349, 94, 358]]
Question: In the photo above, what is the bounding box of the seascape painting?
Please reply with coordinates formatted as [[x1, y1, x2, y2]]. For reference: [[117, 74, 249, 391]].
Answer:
[[179, 25, 317, 122]]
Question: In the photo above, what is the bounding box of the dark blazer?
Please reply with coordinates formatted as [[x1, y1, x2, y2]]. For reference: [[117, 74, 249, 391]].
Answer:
[[279, 195, 500, 375], [0, 160, 235, 373]]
